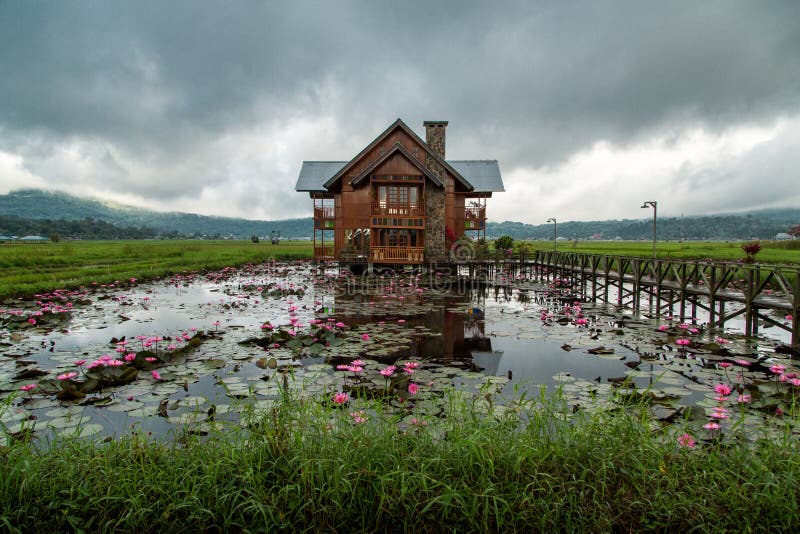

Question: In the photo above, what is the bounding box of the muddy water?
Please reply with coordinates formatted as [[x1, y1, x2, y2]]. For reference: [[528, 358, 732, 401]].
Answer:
[[1, 261, 797, 442]]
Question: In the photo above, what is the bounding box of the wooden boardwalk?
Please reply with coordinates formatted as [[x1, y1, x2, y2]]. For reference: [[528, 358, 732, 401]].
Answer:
[[462, 251, 799, 349]]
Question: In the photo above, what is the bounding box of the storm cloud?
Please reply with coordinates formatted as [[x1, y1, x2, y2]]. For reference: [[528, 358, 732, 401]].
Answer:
[[1, 0, 799, 222]]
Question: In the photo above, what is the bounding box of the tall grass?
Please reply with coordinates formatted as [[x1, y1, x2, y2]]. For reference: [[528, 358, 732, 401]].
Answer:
[[1, 388, 798, 532], [518, 240, 800, 264]]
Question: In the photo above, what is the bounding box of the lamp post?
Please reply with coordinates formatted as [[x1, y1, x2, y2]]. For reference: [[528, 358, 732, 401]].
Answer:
[[547, 218, 557, 251], [640, 201, 657, 263]]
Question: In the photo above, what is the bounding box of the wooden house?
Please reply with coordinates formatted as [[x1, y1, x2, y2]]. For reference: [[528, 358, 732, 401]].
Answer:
[[295, 119, 504, 265]]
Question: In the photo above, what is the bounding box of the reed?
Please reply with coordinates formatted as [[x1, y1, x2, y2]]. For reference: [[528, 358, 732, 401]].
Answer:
[[1, 387, 798, 532]]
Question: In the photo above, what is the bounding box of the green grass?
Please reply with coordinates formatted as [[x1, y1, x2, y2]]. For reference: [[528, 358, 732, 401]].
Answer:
[[1, 388, 798, 532], [1, 238, 797, 301], [516, 239, 800, 264], [0, 240, 312, 299]]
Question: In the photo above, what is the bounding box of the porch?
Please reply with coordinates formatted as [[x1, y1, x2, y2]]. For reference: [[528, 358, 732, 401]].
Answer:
[[370, 246, 425, 264]]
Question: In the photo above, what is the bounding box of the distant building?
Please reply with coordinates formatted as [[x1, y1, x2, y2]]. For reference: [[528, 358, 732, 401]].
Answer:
[[775, 232, 796, 240], [18, 235, 49, 242]]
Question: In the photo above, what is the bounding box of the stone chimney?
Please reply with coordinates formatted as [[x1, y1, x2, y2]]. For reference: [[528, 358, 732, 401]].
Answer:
[[423, 120, 448, 159]]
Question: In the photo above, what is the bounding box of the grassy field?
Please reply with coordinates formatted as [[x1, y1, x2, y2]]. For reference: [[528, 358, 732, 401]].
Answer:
[[1, 238, 797, 301], [0, 240, 311, 300], [1, 389, 798, 532], [516, 239, 800, 264]]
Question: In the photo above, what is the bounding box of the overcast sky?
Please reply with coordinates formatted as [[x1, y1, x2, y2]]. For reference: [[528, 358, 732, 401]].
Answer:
[[1, 1, 799, 223]]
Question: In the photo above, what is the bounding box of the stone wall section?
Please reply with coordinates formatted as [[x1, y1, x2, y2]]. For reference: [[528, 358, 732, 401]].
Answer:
[[425, 156, 446, 261], [423, 121, 449, 262]]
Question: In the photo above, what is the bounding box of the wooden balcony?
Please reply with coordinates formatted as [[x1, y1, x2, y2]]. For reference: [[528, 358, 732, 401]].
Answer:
[[371, 216, 425, 229], [313, 245, 335, 260], [370, 246, 425, 264], [465, 205, 486, 220], [371, 201, 424, 217], [314, 206, 335, 229]]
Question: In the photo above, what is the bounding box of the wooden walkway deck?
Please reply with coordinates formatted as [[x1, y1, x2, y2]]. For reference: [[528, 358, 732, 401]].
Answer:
[[323, 250, 799, 349], [463, 251, 799, 349]]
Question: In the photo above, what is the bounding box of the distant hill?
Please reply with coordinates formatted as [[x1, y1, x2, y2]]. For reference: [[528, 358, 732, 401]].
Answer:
[[0, 189, 797, 241], [0, 189, 311, 238], [487, 210, 800, 241]]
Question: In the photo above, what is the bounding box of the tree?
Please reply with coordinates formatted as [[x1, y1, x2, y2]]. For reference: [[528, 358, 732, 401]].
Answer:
[[494, 235, 514, 251], [250, 235, 259, 244], [788, 224, 800, 237]]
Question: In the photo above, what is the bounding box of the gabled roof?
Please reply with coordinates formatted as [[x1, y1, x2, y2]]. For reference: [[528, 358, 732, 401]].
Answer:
[[322, 118, 473, 191], [294, 118, 506, 194], [350, 142, 443, 187], [296, 159, 504, 193], [448, 161, 504, 192]]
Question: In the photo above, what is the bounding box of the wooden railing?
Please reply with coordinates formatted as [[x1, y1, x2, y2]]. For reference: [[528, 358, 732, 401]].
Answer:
[[313, 245, 334, 259], [371, 202, 424, 217], [314, 218, 335, 229], [370, 246, 425, 264], [465, 206, 486, 220], [314, 206, 335, 219]]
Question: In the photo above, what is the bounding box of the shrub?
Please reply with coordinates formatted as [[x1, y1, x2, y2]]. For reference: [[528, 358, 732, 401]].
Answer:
[[494, 235, 514, 251], [741, 241, 762, 262]]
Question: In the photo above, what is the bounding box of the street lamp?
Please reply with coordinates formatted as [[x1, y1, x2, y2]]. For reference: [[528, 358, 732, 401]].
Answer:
[[640, 201, 657, 262], [547, 218, 557, 251]]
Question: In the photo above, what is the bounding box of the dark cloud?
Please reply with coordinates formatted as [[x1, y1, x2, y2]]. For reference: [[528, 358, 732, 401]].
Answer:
[[1, 0, 799, 220]]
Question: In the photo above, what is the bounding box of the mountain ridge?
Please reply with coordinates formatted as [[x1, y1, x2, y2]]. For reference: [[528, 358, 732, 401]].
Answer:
[[0, 189, 797, 241]]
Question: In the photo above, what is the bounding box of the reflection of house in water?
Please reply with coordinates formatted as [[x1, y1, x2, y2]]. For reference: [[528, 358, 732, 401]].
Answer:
[[331, 291, 497, 372]]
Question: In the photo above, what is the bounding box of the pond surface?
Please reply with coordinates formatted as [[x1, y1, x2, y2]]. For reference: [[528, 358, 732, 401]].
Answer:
[[1, 261, 798, 442]]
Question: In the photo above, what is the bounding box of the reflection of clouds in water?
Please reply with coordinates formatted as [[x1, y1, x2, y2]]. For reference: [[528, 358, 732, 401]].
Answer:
[[4, 261, 798, 442]]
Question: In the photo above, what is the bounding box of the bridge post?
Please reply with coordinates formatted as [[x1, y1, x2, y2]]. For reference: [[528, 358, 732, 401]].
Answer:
[[709, 265, 717, 327], [792, 271, 799, 352]]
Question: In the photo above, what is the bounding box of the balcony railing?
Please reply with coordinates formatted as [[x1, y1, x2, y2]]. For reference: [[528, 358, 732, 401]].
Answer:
[[313, 245, 335, 260], [465, 206, 486, 220], [314, 206, 335, 220], [371, 201, 424, 217], [314, 218, 335, 230], [370, 246, 425, 264]]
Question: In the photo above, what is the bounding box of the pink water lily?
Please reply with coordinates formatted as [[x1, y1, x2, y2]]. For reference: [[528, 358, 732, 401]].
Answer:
[[151, 370, 161, 380], [333, 392, 349, 404], [379, 365, 396, 377], [675, 338, 691, 346], [350, 410, 367, 424], [714, 383, 733, 396], [408, 383, 419, 394], [770, 364, 787, 375], [57, 372, 78, 381], [677, 433, 696, 449], [19, 384, 36, 392]]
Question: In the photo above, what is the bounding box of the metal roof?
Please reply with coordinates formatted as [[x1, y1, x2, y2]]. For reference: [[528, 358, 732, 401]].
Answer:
[[296, 159, 503, 193], [447, 160, 504, 192], [295, 161, 347, 192]]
